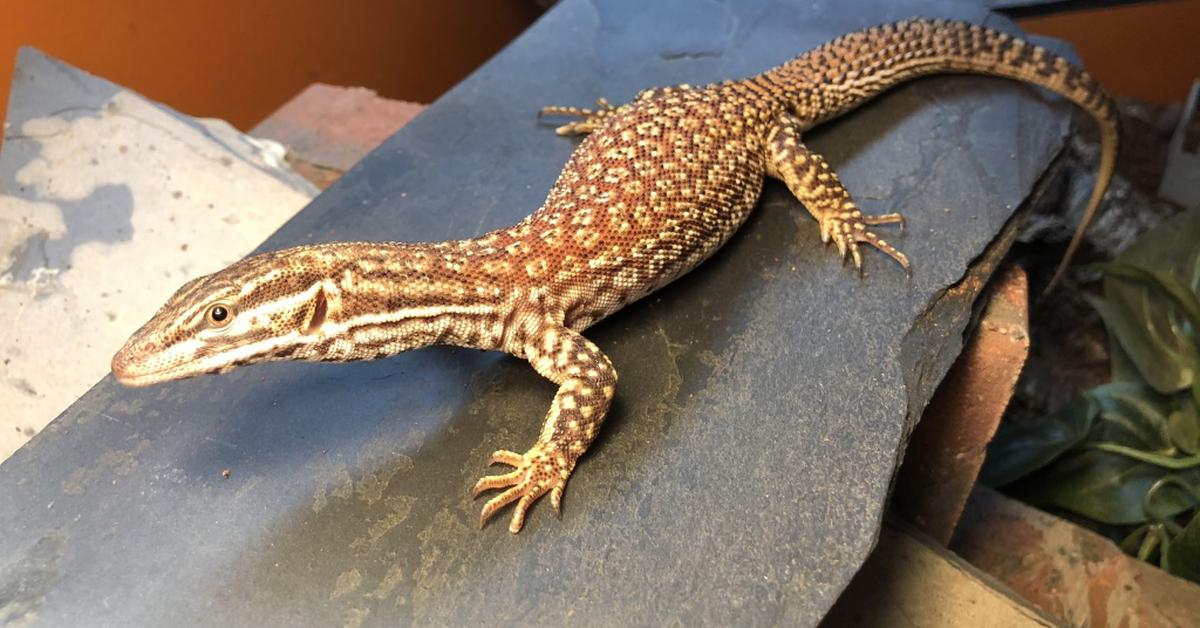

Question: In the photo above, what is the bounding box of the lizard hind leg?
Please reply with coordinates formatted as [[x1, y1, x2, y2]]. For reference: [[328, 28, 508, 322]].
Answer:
[[539, 85, 693, 136], [766, 112, 910, 274], [538, 97, 618, 136], [472, 323, 617, 533]]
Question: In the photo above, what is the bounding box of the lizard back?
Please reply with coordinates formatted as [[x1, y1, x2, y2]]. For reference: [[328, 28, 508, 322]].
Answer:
[[113, 18, 1120, 534]]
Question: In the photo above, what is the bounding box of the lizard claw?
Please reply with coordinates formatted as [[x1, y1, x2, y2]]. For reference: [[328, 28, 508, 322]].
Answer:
[[833, 226, 848, 260], [864, 212, 905, 231], [539, 97, 618, 136], [854, 228, 909, 272], [473, 444, 574, 533], [819, 209, 909, 273]]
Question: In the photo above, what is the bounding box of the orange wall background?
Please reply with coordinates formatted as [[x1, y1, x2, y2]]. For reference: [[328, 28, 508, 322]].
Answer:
[[0, 1, 1196, 136], [0, 1, 541, 131], [1017, 0, 1200, 104]]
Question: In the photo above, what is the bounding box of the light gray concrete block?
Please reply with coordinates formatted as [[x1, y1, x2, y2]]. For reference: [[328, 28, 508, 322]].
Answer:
[[0, 48, 316, 462]]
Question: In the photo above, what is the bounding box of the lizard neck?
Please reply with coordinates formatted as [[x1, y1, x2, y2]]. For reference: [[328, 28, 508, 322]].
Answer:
[[294, 240, 509, 360]]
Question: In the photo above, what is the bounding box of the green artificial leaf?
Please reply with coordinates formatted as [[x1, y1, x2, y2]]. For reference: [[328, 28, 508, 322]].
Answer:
[[1107, 324, 1151, 386], [1119, 524, 1167, 565], [1086, 443, 1200, 471], [1100, 263, 1200, 341], [1163, 510, 1200, 583], [1119, 525, 1151, 556], [1002, 210, 1200, 577], [1098, 209, 1200, 395], [1086, 382, 1174, 451], [1168, 402, 1200, 455], [1086, 292, 1193, 393], [1105, 208, 1200, 316], [1143, 476, 1200, 522], [1011, 449, 1198, 525], [981, 395, 1097, 487], [1192, 344, 1200, 410]]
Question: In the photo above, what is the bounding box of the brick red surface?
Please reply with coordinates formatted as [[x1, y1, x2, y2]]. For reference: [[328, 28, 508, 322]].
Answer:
[[252, 83, 425, 188], [892, 264, 1030, 544], [953, 486, 1200, 627]]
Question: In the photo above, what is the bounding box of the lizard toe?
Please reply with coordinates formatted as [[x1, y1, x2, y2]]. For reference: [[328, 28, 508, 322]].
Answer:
[[815, 212, 908, 274], [473, 443, 574, 533], [540, 97, 617, 136]]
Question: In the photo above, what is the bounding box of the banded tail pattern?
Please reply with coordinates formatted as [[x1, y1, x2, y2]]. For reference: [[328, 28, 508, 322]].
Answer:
[[765, 18, 1117, 286]]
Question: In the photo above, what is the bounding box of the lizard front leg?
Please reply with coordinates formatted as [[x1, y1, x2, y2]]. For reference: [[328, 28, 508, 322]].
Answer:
[[473, 321, 617, 533], [766, 112, 909, 272]]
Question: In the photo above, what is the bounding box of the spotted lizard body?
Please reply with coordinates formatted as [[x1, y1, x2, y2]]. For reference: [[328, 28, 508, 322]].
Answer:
[[112, 19, 1118, 533]]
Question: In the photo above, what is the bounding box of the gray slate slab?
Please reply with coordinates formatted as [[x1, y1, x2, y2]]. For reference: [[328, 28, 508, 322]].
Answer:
[[0, 0, 1076, 625]]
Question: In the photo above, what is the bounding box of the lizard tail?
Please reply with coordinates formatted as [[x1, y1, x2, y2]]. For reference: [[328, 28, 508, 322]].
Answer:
[[1051, 106, 1117, 290], [766, 18, 1118, 290]]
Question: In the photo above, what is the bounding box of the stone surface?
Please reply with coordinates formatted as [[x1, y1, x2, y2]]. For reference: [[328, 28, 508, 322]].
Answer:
[[952, 486, 1200, 627], [892, 264, 1031, 544], [823, 523, 1060, 627], [0, 1, 1076, 625], [0, 48, 315, 464]]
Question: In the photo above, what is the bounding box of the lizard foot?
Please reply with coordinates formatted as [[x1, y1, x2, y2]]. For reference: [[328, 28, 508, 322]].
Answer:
[[538, 97, 617, 136], [472, 444, 574, 533], [819, 209, 909, 274]]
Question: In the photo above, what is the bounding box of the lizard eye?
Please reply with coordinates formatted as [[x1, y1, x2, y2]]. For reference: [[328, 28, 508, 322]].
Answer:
[[206, 303, 234, 328]]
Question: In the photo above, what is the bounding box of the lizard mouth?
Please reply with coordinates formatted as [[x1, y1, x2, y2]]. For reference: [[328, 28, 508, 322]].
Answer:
[[111, 350, 168, 387], [110, 341, 197, 387], [111, 356, 208, 387]]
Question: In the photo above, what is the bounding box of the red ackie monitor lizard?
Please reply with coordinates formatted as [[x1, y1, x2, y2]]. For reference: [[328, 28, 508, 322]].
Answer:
[[112, 19, 1118, 533]]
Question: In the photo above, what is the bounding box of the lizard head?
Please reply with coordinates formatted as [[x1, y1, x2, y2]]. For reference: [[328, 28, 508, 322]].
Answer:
[[112, 247, 334, 387]]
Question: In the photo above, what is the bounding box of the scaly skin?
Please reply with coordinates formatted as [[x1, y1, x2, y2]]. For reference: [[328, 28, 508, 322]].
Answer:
[[112, 19, 1118, 533]]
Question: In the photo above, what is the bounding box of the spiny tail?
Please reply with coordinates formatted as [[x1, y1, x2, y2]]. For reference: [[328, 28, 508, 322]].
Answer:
[[766, 18, 1118, 289]]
